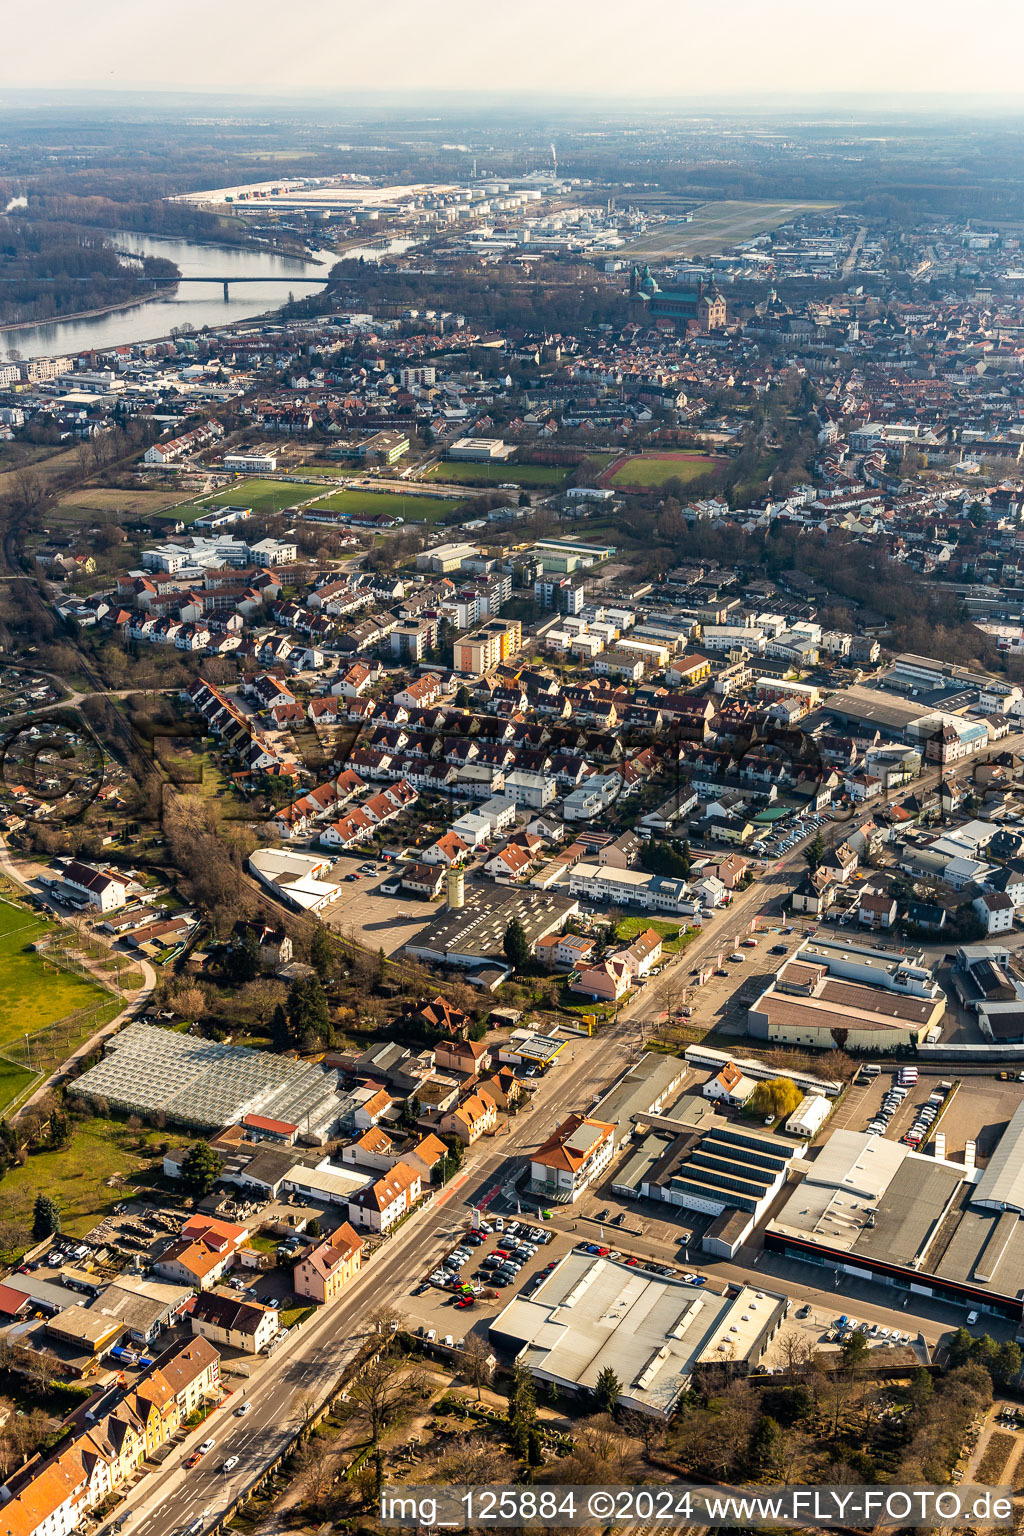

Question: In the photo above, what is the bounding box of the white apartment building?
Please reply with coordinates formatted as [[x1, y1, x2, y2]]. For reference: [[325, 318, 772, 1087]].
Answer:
[[566, 861, 690, 914]]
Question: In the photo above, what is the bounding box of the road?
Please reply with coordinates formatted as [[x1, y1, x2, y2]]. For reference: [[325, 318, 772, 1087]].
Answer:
[[109, 1017, 646, 1536], [98, 727, 1024, 1533], [841, 225, 868, 281]]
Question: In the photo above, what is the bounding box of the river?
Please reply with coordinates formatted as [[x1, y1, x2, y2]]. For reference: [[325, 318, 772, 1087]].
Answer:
[[2, 232, 417, 360]]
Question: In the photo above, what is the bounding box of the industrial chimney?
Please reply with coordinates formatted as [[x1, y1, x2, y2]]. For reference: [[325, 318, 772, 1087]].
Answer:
[[446, 865, 465, 909]]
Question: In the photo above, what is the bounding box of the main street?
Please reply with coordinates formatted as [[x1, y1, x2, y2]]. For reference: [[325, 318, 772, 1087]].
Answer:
[[94, 731, 1024, 1534], [112, 1015, 646, 1536]]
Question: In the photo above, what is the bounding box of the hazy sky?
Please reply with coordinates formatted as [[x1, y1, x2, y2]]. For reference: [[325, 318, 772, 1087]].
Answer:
[[2, 0, 1024, 99]]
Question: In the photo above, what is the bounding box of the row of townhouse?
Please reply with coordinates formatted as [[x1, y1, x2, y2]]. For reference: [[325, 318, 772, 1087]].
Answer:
[[143, 420, 223, 465], [182, 678, 293, 777], [318, 779, 419, 849], [272, 769, 366, 838], [126, 616, 221, 651], [0, 1338, 220, 1536]]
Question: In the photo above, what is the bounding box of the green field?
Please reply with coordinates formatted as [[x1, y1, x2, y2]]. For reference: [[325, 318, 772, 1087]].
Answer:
[[292, 463, 361, 478], [607, 451, 726, 490], [201, 479, 316, 513], [614, 916, 694, 952], [427, 461, 571, 488], [0, 1059, 36, 1115], [309, 489, 460, 524], [624, 198, 838, 258], [0, 1117, 185, 1249], [58, 488, 194, 518], [0, 903, 112, 1052]]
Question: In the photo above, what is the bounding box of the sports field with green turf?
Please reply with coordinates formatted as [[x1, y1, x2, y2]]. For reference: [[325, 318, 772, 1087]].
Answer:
[[292, 463, 361, 478], [200, 479, 315, 513], [0, 902, 112, 1052], [606, 451, 727, 490], [427, 461, 570, 488], [309, 489, 459, 523]]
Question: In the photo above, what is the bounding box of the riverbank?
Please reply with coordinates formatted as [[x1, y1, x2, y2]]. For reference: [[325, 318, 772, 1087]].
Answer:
[[0, 292, 154, 335]]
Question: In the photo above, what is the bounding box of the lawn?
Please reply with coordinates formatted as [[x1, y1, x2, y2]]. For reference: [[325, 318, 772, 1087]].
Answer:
[[280, 1303, 317, 1330], [0, 902, 112, 1053], [427, 461, 570, 488], [57, 487, 193, 517], [606, 451, 727, 490], [0, 1059, 37, 1116], [292, 463, 361, 478], [0, 1116, 183, 1250], [614, 916, 694, 952], [245, 1234, 280, 1254], [308, 489, 460, 524], [199, 479, 316, 513]]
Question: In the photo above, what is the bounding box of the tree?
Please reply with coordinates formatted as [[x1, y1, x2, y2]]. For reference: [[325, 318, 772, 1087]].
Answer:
[[594, 1365, 622, 1416], [309, 925, 334, 981], [946, 1326, 975, 1368], [748, 1413, 785, 1478], [908, 1367, 934, 1416], [287, 974, 331, 1048], [503, 916, 531, 972], [270, 1002, 290, 1051], [994, 1340, 1023, 1388], [804, 830, 826, 871], [461, 1334, 493, 1402], [180, 1143, 223, 1198], [840, 1330, 869, 1371], [348, 1342, 420, 1498], [748, 1077, 802, 1121], [508, 1359, 536, 1428], [32, 1194, 61, 1240], [167, 984, 206, 1020], [239, 977, 285, 1028], [227, 927, 261, 985], [367, 1301, 402, 1336]]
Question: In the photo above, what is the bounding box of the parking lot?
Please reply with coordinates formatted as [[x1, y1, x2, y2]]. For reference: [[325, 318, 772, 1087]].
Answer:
[[760, 1302, 920, 1371], [320, 862, 435, 954], [835, 1068, 1024, 1164], [395, 1209, 717, 1342]]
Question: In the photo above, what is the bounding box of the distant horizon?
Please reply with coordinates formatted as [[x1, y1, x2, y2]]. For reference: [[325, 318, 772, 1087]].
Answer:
[[3, 85, 1024, 109], [3, 0, 1024, 102]]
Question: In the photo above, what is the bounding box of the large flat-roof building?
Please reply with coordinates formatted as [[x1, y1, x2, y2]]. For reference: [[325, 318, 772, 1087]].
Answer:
[[748, 937, 945, 1052], [490, 1252, 787, 1418], [403, 884, 577, 971], [765, 1125, 1024, 1327]]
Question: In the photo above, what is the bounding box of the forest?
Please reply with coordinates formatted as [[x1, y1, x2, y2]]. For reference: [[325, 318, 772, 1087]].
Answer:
[[0, 220, 179, 328]]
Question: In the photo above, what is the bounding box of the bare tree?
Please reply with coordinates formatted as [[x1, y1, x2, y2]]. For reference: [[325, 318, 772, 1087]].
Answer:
[[618, 1406, 665, 1462], [348, 1344, 423, 1497], [366, 1301, 402, 1337], [460, 1335, 493, 1402]]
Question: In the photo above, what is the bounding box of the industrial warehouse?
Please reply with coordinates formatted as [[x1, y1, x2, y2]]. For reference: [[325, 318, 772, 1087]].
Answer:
[[402, 880, 578, 973], [748, 936, 947, 1051], [765, 1112, 1024, 1325], [489, 1251, 789, 1418]]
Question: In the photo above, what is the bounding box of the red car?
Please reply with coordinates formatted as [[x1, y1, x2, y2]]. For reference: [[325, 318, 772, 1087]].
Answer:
[[596, 1246, 610, 1257], [184, 1452, 202, 1470], [455, 1296, 475, 1309]]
